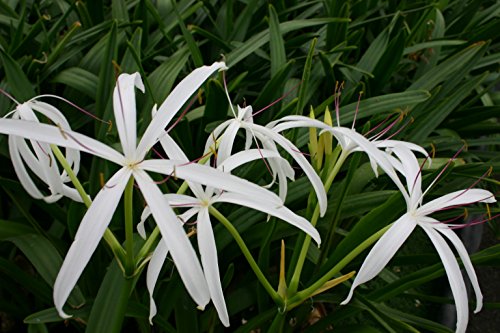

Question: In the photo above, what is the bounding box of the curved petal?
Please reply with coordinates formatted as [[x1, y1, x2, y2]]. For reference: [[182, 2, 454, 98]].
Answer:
[[146, 239, 169, 324], [9, 135, 45, 199], [390, 144, 422, 209], [0, 118, 124, 165], [341, 215, 417, 305], [418, 189, 496, 216], [217, 120, 241, 165], [420, 224, 469, 333], [374, 140, 429, 160], [134, 170, 210, 308], [137, 62, 227, 159], [114, 73, 144, 159], [330, 127, 409, 205], [217, 192, 321, 245], [197, 208, 229, 326], [217, 149, 284, 173], [435, 225, 483, 313], [204, 119, 232, 155], [139, 160, 283, 206], [249, 124, 327, 216], [54, 167, 131, 318]]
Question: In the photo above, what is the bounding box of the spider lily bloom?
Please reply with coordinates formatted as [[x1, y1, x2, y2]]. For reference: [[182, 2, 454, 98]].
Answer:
[[5, 99, 82, 203], [268, 113, 428, 180], [140, 143, 319, 326], [0, 62, 278, 318], [204, 104, 327, 216], [341, 145, 496, 333]]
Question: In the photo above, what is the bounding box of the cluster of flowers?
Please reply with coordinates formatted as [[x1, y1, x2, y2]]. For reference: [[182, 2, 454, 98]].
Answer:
[[0, 61, 495, 332]]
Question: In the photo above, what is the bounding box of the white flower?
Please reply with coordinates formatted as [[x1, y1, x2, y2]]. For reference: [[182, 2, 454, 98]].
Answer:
[[140, 135, 320, 326], [341, 144, 496, 333], [204, 104, 327, 216], [0, 62, 286, 319], [6, 100, 82, 203]]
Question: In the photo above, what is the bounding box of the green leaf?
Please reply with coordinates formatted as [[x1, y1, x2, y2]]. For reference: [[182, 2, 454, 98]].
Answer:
[[0, 49, 35, 101], [51, 67, 98, 98], [408, 42, 488, 91], [226, 18, 349, 67], [295, 38, 316, 115], [24, 306, 90, 324], [408, 72, 489, 142], [85, 260, 133, 333], [9, 233, 86, 307], [268, 4, 286, 76], [0, 220, 33, 239]]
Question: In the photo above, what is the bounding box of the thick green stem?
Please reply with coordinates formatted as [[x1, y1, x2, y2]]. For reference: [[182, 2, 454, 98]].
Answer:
[[287, 223, 392, 307], [124, 176, 135, 276], [209, 206, 283, 307], [288, 149, 349, 294], [50, 145, 126, 263]]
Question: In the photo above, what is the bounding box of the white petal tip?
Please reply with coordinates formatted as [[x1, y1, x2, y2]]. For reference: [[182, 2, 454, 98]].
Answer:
[[197, 305, 206, 311]]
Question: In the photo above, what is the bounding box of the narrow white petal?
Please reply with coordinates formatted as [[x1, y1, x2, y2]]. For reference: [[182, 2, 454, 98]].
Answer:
[[114, 73, 144, 158], [374, 140, 429, 159], [217, 149, 284, 173], [269, 116, 329, 133], [341, 215, 417, 304], [330, 127, 410, 204], [198, 209, 229, 326], [158, 132, 189, 162], [390, 145, 422, 208], [140, 160, 283, 206], [249, 124, 327, 216], [217, 192, 321, 245], [134, 170, 210, 308], [435, 225, 483, 313], [0, 119, 124, 165], [418, 189, 496, 216], [137, 62, 227, 159], [420, 224, 469, 333], [217, 120, 241, 165], [9, 136, 45, 199], [204, 120, 232, 155], [54, 167, 131, 318], [146, 239, 169, 324]]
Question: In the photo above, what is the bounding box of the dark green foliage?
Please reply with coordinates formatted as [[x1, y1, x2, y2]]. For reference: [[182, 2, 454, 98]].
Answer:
[[0, 0, 498, 332]]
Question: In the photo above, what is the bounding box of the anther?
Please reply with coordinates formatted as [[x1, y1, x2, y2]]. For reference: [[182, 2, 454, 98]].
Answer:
[[57, 123, 68, 139]]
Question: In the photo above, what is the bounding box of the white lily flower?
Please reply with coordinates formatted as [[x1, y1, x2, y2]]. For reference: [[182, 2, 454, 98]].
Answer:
[[140, 135, 320, 326], [204, 104, 327, 216], [341, 144, 496, 333], [6, 99, 82, 203], [0, 62, 286, 319]]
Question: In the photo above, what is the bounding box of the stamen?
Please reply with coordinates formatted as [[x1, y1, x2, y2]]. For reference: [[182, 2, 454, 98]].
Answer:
[[222, 71, 237, 118], [0, 87, 20, 105], [449, 213, 500, 229], [166, 94, 198, 133], [252, 81, 301, 117], [291, 148, 311, 157], [420, 146, 465, 200], [33, 94, 111, 128], [364, 113, 394, 137], [384, 117, 414, 141], [447, 166, 493, 203], [351, 91, 363, 129], [57, 123, 68, 139], [439, 210, 467, 224], [334, 81, 345, 127], [369, 113, 402, 141], [152, 147, 166, 159]]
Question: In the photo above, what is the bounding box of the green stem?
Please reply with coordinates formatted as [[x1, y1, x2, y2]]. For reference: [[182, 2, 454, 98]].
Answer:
[[50, 145, 126, 263], [209, 206, 283, 307], [124, 176, 135, 276], [287, 223, 392, 307], [288, 149, 349, 294]]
